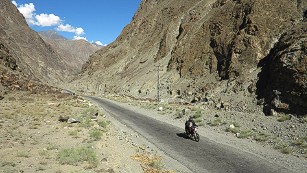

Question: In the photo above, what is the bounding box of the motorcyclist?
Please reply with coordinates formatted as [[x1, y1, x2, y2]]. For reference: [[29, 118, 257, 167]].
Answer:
[[185, 116, 197, 135]]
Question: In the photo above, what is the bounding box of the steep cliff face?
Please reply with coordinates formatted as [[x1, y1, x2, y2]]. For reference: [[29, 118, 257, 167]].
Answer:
[[257, 23, 307, 115], [0, 42, 60, 95], [0, 0, 68, 84], [78, 0, 306, 115]]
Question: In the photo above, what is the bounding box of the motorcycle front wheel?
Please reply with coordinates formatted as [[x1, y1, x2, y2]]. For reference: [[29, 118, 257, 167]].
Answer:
[[194, 133, 200, 142]]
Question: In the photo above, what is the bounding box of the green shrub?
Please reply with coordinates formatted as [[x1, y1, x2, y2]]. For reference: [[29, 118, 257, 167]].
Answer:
[[280, 147, 293, 154], [277, 115, 291, 122], [98, 120, 110, 128], [89, 128, 103, 141], [254, 133, 270, 142], [68, 130, 79, 138], [208, 118, 222, 126], [292, 138, 305, 146], [238, 130, 253, 139], [193, 110, 202, 119], [149, 160, 163, 170], [47, 143, 59, 150], [226, 127, 240, 134], [232, 122, 240, 128], [17, 151, 30, 158], [57, 146, 98, 167]]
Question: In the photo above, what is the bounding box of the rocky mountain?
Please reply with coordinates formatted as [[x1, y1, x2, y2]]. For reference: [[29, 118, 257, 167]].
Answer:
[[76, 0, 306, 116], [38, 30, 67, 41], [0, 0, 70, 85], [39, 31, 101, 73]]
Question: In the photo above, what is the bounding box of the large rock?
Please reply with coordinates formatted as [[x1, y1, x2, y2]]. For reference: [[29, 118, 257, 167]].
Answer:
[[257, 23, 307, 115]]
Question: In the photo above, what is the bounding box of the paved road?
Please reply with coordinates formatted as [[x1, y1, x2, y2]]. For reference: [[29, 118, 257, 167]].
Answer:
[[88, 96, 293, 173]]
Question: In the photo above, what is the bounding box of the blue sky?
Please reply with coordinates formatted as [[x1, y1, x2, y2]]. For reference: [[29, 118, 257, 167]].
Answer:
[[12, 0, 141, 45]]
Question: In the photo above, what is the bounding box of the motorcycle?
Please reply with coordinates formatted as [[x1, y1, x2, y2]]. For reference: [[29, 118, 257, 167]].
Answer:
[[185, 124, 200, 142]]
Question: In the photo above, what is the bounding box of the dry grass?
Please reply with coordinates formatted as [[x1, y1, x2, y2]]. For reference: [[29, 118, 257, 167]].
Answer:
[[132, 152, 175, 173], [0, 92, 111, 172]]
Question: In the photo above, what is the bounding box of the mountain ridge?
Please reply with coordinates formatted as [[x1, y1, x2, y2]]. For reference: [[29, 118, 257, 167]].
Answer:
[[75, 0, 307, 116], [38, 30, 101, 73]]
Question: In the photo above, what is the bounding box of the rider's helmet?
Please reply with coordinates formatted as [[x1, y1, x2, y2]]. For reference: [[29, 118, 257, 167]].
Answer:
[[189, 116, 193, 121]]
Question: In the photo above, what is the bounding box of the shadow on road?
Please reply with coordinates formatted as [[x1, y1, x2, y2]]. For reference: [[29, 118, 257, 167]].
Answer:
[[176, 133, 190, 139]]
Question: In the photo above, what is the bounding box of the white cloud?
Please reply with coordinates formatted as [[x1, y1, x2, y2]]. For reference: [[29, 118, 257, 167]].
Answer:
[[35, 13, 61, 26], [94, 41, 106, 46], [13, 1, 86, 39], [73, 36, 87, 41], [15, 2, 36, 25], [12, 1, 17, 6], [56, 24, 75, 32], [75, 28, 85, 36], [56, 24, 85, 39]]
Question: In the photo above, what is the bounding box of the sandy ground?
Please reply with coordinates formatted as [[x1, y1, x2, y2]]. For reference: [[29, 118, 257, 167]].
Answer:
[[0, 91, 174, 173], [0, 91, 306, 173]]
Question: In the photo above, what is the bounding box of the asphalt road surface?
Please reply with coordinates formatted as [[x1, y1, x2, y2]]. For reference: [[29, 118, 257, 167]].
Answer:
[[88, 96, 293, 173]]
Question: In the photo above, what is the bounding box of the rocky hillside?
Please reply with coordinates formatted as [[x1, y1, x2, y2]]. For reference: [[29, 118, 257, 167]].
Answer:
[[75, 0, 306, 116], [0, 0, 70, 84], [0, 42, 60, 96], [39, 31, 101, 74]]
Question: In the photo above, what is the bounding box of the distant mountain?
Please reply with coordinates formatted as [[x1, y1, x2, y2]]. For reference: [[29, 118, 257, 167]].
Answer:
[[38, 30, 67, 40], [38, 30, 102, 73]]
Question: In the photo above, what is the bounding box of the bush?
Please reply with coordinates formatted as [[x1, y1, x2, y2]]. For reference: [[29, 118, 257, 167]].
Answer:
[[98, 120, 110, 128], [226, 127, 240, 134], [277, 115, 291, 122], [254, 133, 270, 142], [89, 128, 103, 141], [193, 110, 202, 119], [57, 146, 98, 167], [208, 118, 222, 126], [238, 130, 253, 139]]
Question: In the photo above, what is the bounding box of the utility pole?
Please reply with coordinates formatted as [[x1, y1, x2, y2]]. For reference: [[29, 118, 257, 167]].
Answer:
[[155, 64, 162, 102]]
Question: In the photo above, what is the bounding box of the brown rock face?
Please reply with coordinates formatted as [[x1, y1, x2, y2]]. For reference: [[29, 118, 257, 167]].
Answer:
[[0, 0, 68, 83], [257, 24, 307, 115], [0, 42, 61, 94], [77, 0, 306, 115]]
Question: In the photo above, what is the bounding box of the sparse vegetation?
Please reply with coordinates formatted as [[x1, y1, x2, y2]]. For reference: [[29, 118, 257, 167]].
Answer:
[[98, 120, 110, 128], [57, 146, 98, 167], [38, 150, 51, 159], [254, 133, 270, 142], [47, 143, 59, 150], [1, 161, 16, 167], [17, 151, 30, 158], [193, 110, 202, 119], [69, 130, 79, 138], [277, 114, 291, 122], [226, 127, 240, 134], [208, 118, 223, 126], [132, 152, 165, 172], [89, 128, 103, 141], [274, 142, 293, 154], [232, 122, 240, 128], [237, 130, 253, 139]]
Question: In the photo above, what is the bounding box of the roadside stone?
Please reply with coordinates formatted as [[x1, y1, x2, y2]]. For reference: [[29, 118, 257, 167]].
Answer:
[[229, 124, 235, 129]]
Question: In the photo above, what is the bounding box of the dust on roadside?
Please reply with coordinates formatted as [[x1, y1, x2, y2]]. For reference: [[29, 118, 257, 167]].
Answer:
[[0, 91, 175, 173]]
